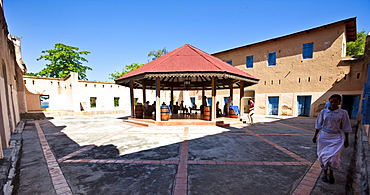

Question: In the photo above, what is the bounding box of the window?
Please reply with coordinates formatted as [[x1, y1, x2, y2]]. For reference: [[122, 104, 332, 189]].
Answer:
[[246, 56, 253, 68], [302, 42, 314, 59], [226, 60, 232, 65], [90, 97, 97, 108], [114, 97, 120, 107], [268, 52, 276, 66]]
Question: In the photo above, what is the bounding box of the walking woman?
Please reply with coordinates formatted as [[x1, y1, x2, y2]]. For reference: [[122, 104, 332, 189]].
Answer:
[[312, 94, 352, 184], [248, 99, 255, 124]]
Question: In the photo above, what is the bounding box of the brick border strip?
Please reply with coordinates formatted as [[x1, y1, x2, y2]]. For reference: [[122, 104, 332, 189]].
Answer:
[[35, 121, 73, 195], [174, 126, 189, 195], [291, 159, 321, 195]]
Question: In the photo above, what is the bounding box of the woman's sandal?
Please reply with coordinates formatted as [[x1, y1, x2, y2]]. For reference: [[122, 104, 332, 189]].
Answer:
[[321, 176, 328, 183], [329, 176, 335, 184]]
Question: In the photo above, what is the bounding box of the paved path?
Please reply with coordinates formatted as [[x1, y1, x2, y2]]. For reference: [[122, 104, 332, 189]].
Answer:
[[15, 115, 356, 194]]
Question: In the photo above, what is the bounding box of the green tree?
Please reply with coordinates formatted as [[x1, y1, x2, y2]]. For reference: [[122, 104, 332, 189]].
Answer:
[[25, 72, 38, 76], [346, 31, 366, 56], [109, 47, 170, 80], [36, 43, 92, 80], [109, 63, 145, 80], [147, 47, 169, 61]]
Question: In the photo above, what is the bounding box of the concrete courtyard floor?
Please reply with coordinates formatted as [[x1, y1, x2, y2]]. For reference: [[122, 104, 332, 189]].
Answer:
[[14, 115, 357, 195]]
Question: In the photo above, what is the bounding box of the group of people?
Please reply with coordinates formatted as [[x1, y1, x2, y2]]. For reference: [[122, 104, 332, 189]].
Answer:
[[215, 97, 255, 124], [144, 97, 255, 122]]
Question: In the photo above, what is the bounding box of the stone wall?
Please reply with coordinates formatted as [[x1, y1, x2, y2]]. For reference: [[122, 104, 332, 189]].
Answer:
[[0, 4, 26, 158]]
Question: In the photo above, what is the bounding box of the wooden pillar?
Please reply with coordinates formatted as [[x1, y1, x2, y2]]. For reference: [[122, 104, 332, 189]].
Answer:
[[239, 81, 245, 118], [130, 80, 134, 118], [211, 77, 216, 121], [142, 84, 146, 104], [156, 77, 161, 121], [229, 84, 233, 100], [202, 87, 206, 105], [170, 87, 174, 107]]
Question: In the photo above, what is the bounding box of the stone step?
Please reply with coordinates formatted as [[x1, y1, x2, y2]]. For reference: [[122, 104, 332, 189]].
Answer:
[[123, 120, 153, 127]]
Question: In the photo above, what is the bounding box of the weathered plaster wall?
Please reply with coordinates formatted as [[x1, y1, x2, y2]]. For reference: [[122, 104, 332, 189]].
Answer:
[[23, 73, 175, 115], [0, 4, 27, 157], [211, 20, 368, 117]]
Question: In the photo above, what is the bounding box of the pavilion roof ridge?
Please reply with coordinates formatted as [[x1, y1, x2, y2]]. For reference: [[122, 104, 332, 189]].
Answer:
[[186, 44, 223, 71], [148, 44, 188, 72]]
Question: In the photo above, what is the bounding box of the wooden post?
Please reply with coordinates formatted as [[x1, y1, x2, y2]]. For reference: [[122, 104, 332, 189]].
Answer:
[[202, 87, 206, 106], [211, 77, 216, 121], [130, 80, 134, 118], [239, 81, 245, 118], [142, 84, 146, 104], [156, 77, 161, 121], [170, 87, 174, 108], [229, 84, 233, 100]]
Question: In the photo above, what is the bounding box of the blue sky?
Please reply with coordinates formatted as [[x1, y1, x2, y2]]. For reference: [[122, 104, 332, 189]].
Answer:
[[3, 0, 370, 82]]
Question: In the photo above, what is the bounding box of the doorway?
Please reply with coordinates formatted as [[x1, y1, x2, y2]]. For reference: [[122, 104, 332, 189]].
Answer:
[[268, 96, 279, 115], [297, 96, 311, 117], [342, 95, 361, 119]]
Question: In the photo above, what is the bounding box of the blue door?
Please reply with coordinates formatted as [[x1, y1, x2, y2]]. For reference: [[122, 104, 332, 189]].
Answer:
[[268, 96, 279, 115], [342, 95, 361, 119], [297, 96, 311, 117], [190, 97, 195, 108], [207, 98, 212, 106]]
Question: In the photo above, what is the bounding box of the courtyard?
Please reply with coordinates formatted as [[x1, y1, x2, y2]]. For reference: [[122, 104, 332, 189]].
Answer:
[[15, 115, 356, 195]]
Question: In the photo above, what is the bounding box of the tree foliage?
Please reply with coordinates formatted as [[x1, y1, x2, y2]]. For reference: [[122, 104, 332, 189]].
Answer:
[[36, 43, 92, 80], [109, 63, 145, 80], [147, 47, 169, 61], [109, 48, 170, 80], [25, 72, 38, 76], [346, 31, 366, 56]]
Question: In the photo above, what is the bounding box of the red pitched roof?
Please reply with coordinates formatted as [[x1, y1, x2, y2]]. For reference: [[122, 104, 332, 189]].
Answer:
[[115, 44, 259, 81]]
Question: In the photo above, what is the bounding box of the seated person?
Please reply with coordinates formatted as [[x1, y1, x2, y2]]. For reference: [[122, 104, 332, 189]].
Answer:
[[144, 101, 150, 116], [183, 105, 189, 115], [200, 105, 204, 114], [173, 102, 179, 114], [216, 101, 222, 117]]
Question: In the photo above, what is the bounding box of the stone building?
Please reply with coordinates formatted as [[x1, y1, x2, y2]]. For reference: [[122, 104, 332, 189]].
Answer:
[[0, 3, 27, 158], [23, 72, 181, 117], [204, 17, 368, 118]]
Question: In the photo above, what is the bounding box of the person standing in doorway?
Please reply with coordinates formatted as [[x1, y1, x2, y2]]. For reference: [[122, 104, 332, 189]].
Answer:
[[226, 96, 233, 116], [312, 94, 352, 184], [248, 99, 255, 124]]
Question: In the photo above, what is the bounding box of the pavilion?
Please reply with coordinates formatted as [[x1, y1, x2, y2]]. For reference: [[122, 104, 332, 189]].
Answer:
[[115, 44, 259, 124]]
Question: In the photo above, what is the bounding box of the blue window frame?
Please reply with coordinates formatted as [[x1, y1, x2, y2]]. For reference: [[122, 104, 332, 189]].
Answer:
[[246, 56, 253, 68], [226, 60, 232, 65], [268, 52, 276, 66], [302, 42, 314, 59]]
